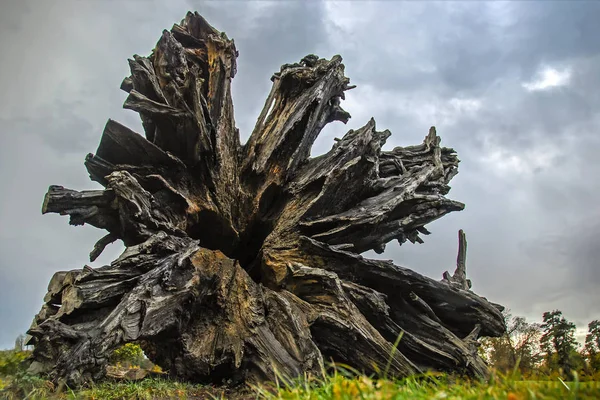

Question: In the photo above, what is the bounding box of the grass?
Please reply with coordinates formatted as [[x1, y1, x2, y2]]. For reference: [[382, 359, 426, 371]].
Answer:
[[249, 351, 600, 400], [1, 371, 599, 399], [66, 378, 236, 400], [0, 376, 253, 399], [2, 358, 600, 399], [257, 372, 600, 400]]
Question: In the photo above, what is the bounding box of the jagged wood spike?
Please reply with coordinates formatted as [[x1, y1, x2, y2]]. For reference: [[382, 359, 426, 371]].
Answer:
[[28, 11, 505, 388], [442, 229, 472, 290]]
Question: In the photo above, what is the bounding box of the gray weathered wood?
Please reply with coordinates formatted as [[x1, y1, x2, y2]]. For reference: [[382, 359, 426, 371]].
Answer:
[[442, 229, 473, 290]]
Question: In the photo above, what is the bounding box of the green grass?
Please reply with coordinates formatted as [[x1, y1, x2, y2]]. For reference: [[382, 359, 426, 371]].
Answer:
[[67, 377, 238, 400], [2, 370, 600, 399], [256, 373, 600, 400], [1, 376, 246, 399]]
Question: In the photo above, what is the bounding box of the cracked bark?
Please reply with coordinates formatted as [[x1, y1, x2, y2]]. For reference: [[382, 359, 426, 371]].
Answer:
[[28, 11, 505, 387]]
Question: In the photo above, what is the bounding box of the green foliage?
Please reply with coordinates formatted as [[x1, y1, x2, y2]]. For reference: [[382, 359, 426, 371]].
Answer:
[[110, 343, 145, 367], [0, 349, 30, 376], [586, 320, 600, 350], [540, 310, 579, 378], [585, 320, 600, 371], [0, 371, 54, 400]]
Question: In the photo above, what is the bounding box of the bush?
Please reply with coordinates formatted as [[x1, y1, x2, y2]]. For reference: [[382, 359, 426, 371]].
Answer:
[[110, 343, 145, 367], [0, 371, 54, 400], [0, 350, 30, 376]]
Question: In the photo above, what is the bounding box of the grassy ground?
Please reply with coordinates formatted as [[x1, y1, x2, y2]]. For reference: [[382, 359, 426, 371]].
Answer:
[[257, 373, 600, 400], [2, 370, 600, 400]]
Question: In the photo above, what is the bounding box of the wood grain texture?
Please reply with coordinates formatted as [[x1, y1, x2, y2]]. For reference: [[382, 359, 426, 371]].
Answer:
[[28, 11, 505, 387]]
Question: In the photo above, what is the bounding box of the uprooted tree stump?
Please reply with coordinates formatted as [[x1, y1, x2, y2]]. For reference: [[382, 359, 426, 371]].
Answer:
[[27, 12, 505, 387]]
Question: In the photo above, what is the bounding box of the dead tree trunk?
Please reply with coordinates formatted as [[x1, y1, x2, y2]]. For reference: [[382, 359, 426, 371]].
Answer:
[[27, 12, 505, 387]]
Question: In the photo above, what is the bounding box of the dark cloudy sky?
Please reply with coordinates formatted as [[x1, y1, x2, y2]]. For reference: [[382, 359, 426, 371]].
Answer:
[[1, 0, 599, 348]]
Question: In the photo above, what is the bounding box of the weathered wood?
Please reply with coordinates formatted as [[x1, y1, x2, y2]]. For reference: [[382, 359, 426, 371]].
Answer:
[[95, 119, 174, 167], [442, 229, 471, 290], [29, 11, 505, 388], [89, 233, 118, 262], [106, 365, 149, 380], [42, 186, 118, 229]]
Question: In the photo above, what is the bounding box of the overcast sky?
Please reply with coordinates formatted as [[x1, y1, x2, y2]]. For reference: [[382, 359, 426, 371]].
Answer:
[[1, 0, 599, 349]]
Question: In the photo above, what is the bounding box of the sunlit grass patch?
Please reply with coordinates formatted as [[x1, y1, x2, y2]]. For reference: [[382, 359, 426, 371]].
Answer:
[[254, 367, 600, 400], [69, 378, 224, 400]]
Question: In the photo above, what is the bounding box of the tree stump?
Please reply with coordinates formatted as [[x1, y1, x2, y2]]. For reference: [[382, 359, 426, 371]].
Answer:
[[27, 12, 505, 387]]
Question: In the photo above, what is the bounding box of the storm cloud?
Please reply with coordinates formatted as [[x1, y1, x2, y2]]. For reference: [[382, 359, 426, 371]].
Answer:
[[1, 0, 599, 347]]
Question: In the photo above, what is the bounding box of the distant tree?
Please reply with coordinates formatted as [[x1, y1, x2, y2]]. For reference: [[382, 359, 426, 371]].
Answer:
[[540, 310, 561, 371], [479, 310, 542, 375], [584, 320, 600, 372], [14, 335, 24, 352], [584, 320, 600, 354], [540, 310, 579, 378], [508, 315, 543, 374]]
